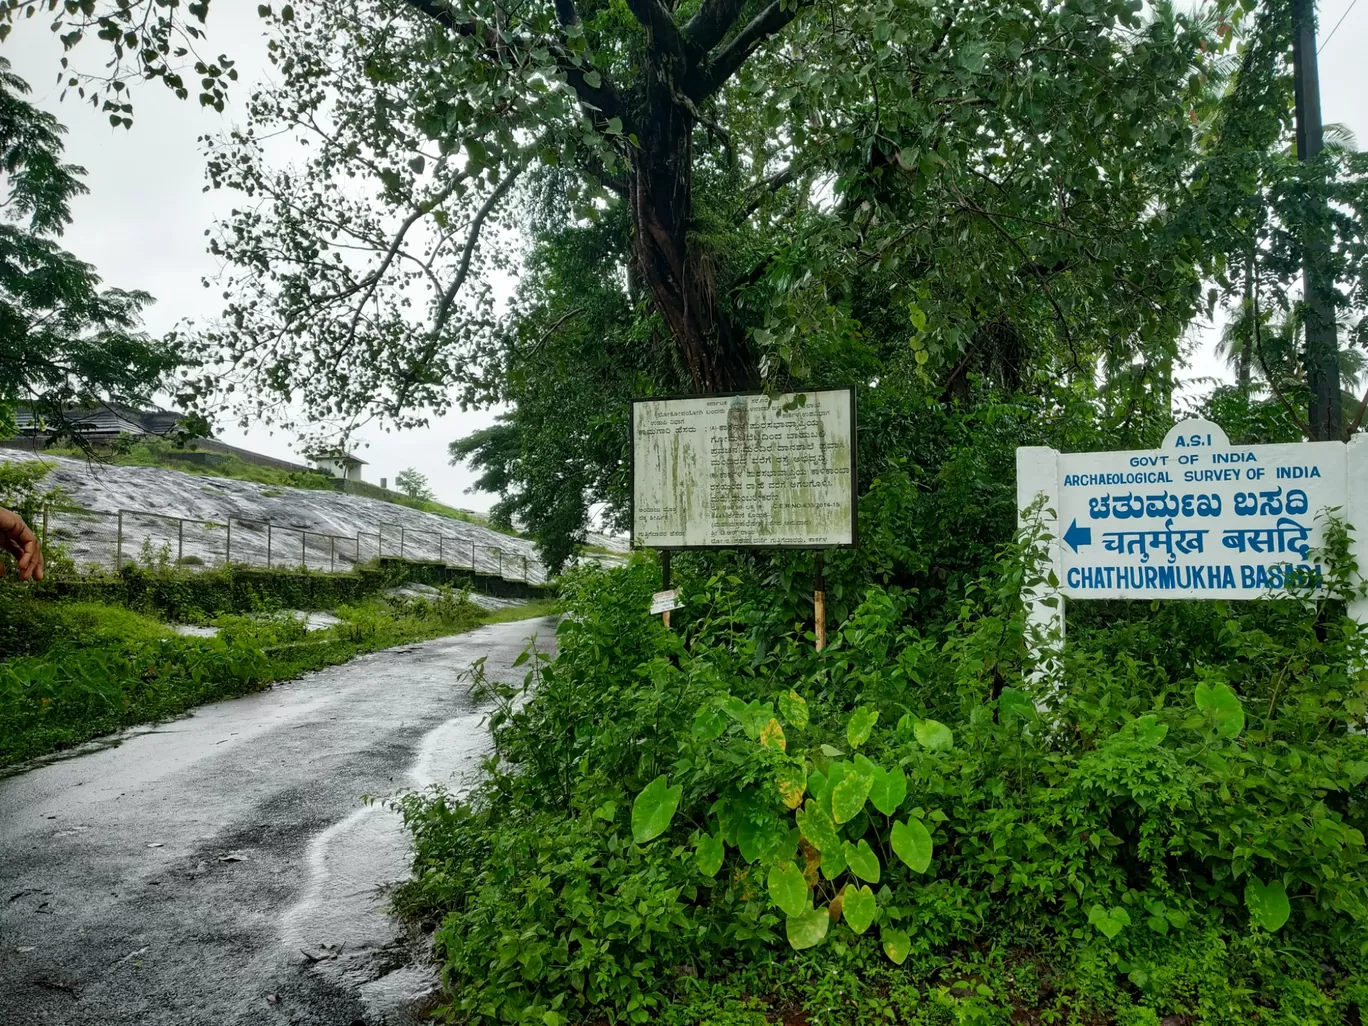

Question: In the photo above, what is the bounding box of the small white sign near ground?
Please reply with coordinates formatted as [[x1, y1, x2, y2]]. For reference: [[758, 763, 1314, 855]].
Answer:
[[631, 389, 856, 549], [1017, 420, 1368, 662]]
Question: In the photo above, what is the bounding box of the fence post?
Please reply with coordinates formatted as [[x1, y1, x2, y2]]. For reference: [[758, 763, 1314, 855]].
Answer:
[[330, 535, 336, 573], [115, 511, 123, 570], [41, 507, 48, 548], [178, 518, 184, 566], [439, 535, 444, 564], [497, 548, 503, 578], [378, 525, 383, 559], [400, 526, 406, 560], [471, 540, 476, 570], [226, 518, 232, 566], [267, 523, 273, 569], [302, 531, 307, 570], [523, 555, 529, 582]]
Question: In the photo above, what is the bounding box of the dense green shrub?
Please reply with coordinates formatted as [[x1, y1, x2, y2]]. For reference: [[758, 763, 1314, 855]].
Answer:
[[396, 531, 1368, 1024]]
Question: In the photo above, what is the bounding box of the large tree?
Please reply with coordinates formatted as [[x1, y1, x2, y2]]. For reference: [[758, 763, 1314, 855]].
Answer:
[[0, 56, 175, 443], [6, 0, 1218, 420]]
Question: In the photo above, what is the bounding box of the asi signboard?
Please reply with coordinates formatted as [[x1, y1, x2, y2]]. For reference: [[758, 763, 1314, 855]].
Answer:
[[631, 388, 857, 549], [1019, 420, 1368, 603]]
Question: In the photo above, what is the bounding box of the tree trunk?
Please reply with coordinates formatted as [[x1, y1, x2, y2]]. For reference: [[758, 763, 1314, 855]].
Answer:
[[629, 77, 756, 394]]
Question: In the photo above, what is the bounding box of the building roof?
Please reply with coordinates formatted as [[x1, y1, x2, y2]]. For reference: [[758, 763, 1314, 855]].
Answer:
[[13, 403, 184, 437], [306, 449, 369, 466]]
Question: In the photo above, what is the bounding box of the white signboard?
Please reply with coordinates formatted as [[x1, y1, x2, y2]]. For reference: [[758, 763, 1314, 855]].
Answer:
[[632, 389, 856, 549], [1019, 419, 1368, 600], [650, 589, 684, 615]]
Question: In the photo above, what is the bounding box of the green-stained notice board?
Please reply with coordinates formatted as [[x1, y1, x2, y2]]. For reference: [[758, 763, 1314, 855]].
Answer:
[[631, 388, 857, 549]]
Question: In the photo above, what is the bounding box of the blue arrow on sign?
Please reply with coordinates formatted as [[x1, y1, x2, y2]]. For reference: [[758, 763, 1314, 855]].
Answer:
[[1063, 519, 1092, 553]]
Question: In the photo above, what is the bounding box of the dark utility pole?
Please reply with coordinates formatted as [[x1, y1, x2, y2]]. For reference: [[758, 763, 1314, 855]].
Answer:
[[1291, 0, 1342, 440]]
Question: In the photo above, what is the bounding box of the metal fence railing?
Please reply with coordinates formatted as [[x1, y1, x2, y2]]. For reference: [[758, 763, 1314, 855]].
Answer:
[[36, 504, 548, 585]]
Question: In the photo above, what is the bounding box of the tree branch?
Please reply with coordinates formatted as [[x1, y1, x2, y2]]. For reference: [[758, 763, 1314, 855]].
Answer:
[[625, 0, 688, 68], [693, 0, 812, 98], [736, 163, 797, 221], [433, 163, 525, 333], [681, 0, 749, 54]]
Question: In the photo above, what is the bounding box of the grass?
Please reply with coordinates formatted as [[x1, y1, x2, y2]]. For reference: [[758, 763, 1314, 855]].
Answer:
[[0, 588, 559, 770], [480, 596, 561, 624]]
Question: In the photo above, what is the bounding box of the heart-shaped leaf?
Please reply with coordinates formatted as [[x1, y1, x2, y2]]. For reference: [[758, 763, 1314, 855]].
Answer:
[[1245, 877, 1290, 932], [759, 718, 786, 752], [795, 800, 841, 854], [631, 775, 681, 844], [820, 837, 847, 880], [741, 701, 774, 740], [891, 818, 933, 873], [1134, 713, 1168, 746], [694, 832, 724, 877], [997, 687, 1036, 723], [882, 925, 911, 964], [776, 764, 807, 809], [846, 707, 878, 748], [693, 703, 727, 741], [768, 860, 809, 918], [1087, 904, 1131, 940], [868, 764, 907, 816], [779, 690, 809, 729], [1194, 681, 1244, 738], [831, 766, 873, 823], [913, 719, 954, 751], [843, 839, 881, 883], [843, 885, 877, 935], [786, 907, 830, 950]]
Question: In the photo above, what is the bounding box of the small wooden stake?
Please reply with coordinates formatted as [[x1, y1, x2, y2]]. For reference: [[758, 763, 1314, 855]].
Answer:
[[814, 550, 826, 652], [661, 550, 673, 628]]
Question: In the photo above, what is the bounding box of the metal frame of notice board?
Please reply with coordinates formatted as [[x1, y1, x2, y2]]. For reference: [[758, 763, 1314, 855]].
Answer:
[[628, 386, 859, 647]]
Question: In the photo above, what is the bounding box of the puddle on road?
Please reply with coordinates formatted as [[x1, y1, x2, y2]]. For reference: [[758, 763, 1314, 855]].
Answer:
[[278, 709, 491, 1023]]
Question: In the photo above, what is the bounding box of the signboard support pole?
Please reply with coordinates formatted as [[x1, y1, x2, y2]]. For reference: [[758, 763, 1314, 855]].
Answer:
[[661, 550, 673, 628], [814, 551, 826, 651], [1016, 446, 1065, 688], [1349, 435, 1368, 630]]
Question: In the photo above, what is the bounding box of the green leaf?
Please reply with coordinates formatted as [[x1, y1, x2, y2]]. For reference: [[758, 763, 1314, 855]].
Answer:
[[1195, 681, 1244, 738], [631, 774, 681, 844], [695, 832, 724, 877], [693, 702, 727, 740], [778, 689, 809, 729], [913, 719, 954, 751], [820, 837, 848, 880], [1245, 877, 1291, 932], [843, 838, 881, 883], [891, 818, 933, 873], [843, 884, 877, 935], [795, 800, 841, 853], [605, 116, 624, 136], [882, 926, 911, 964], [768, 860, 810, 918], [1087, 905, 1131, 940], [776, 764, 807, 809], [998, 687, 1036, 723], [741, 701, 774, 740], [786, 907, 830, 950], [1134, 713, 1168, 746], [868, 764, 907, 816], [846, 707, 878, 747], [831, 765, 873, 823]]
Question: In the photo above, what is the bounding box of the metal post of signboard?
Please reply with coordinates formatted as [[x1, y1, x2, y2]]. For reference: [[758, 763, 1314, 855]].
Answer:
[[1349, 434, 1368, 630], [814, 551, 826, 651]]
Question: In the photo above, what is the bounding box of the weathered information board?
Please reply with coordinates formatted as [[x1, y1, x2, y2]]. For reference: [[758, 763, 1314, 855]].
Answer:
[[632, 388, 856, 549]]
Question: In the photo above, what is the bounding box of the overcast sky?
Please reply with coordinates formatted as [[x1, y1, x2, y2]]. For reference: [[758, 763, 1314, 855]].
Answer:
[[4, 1, 1366, 510]]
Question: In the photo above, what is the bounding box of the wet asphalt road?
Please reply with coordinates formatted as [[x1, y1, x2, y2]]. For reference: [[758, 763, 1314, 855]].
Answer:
[[0, 617, 558, 1026]]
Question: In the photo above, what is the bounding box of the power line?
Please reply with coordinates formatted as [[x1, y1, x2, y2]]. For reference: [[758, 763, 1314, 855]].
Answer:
[[1320, 0, 1360, 54]]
